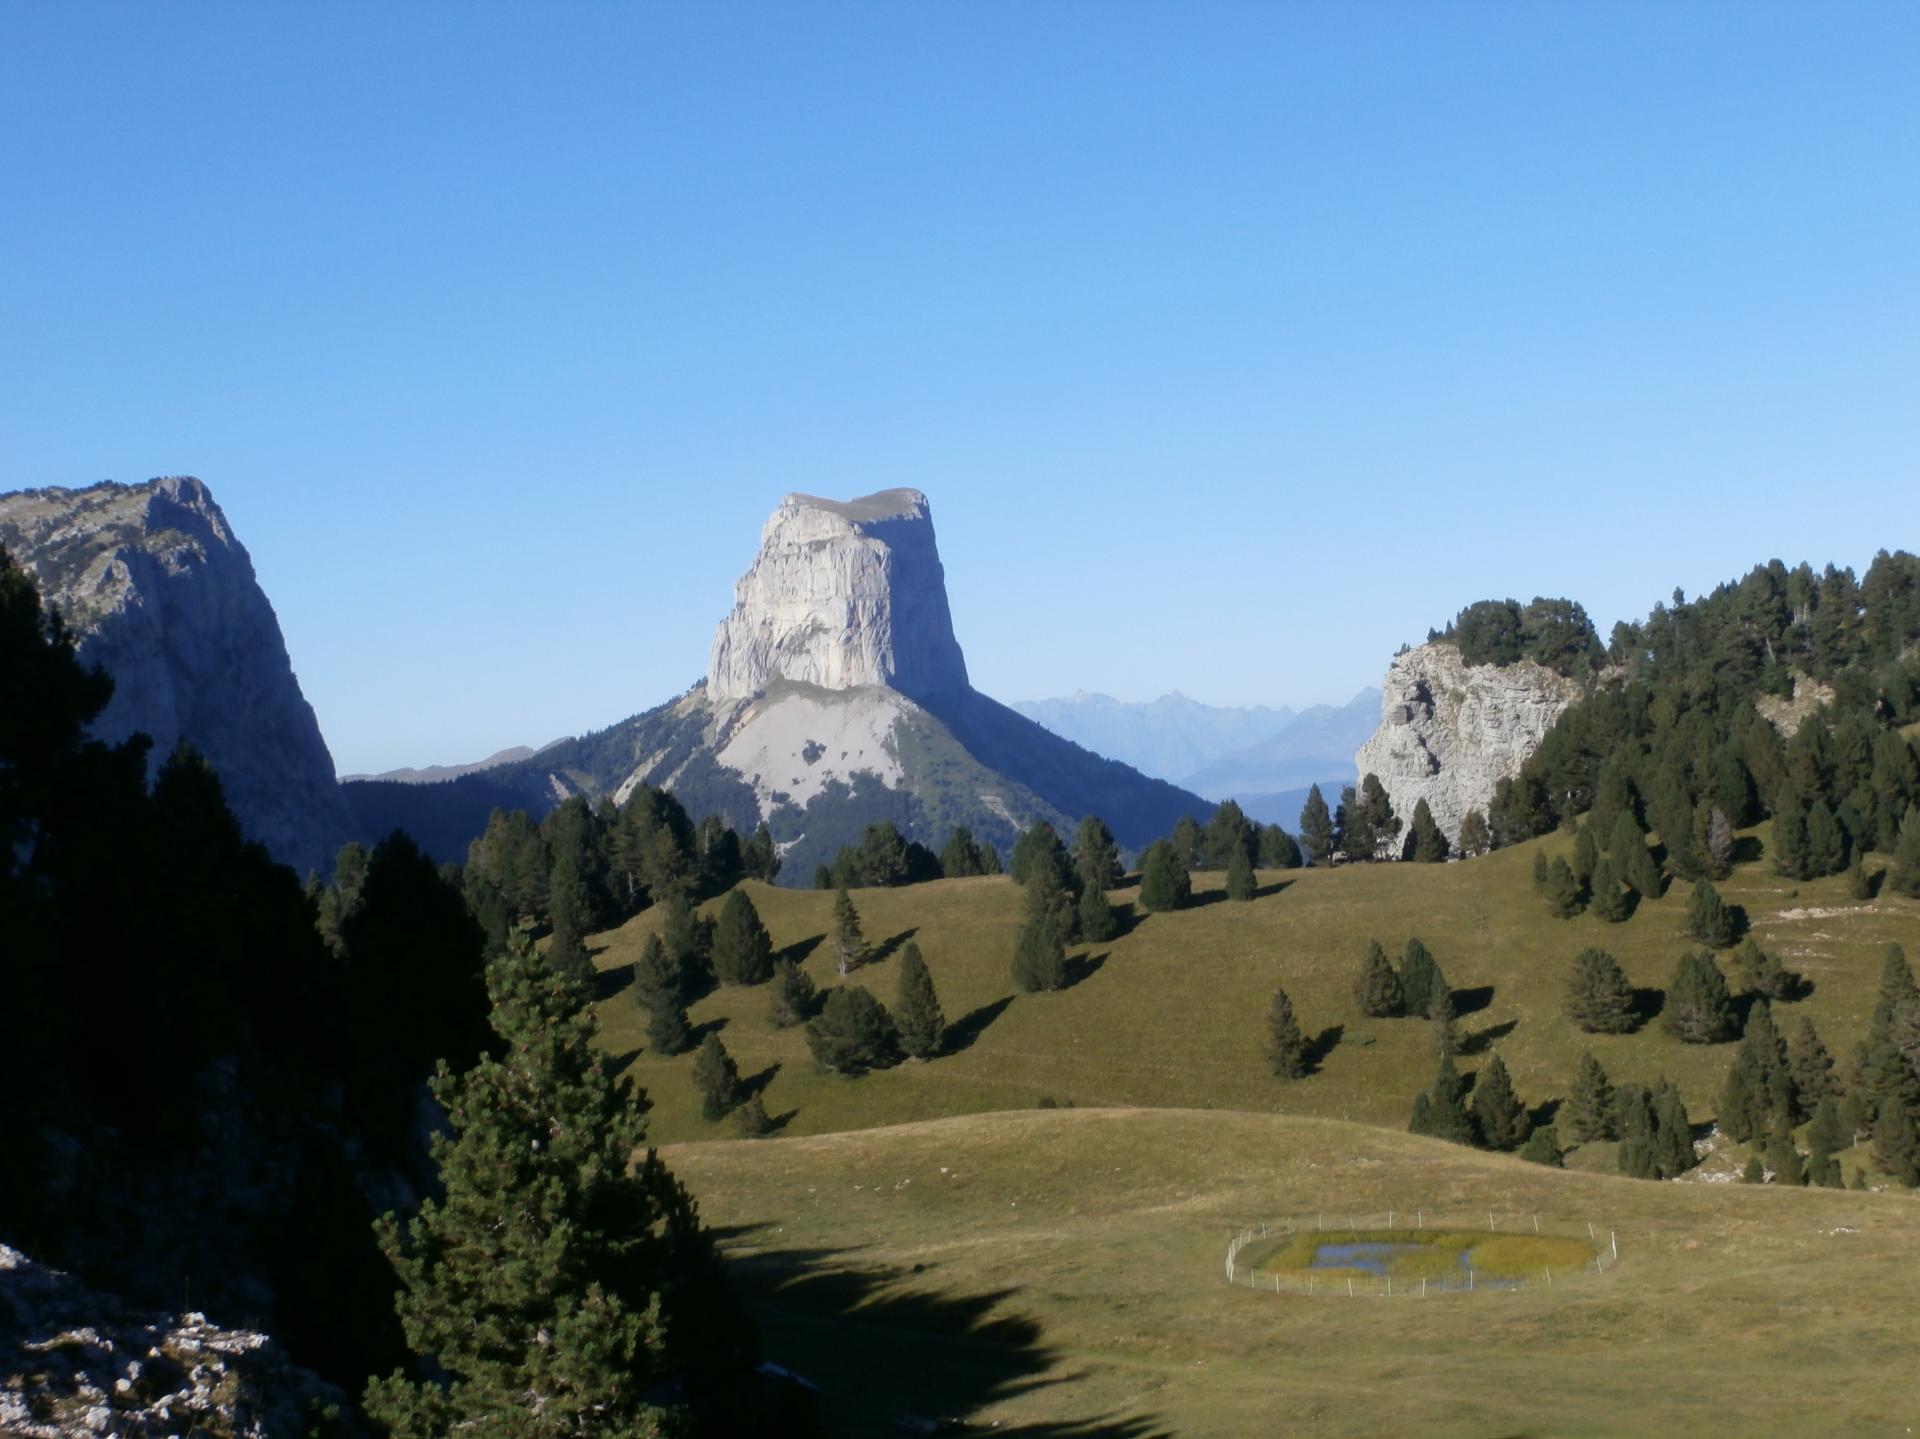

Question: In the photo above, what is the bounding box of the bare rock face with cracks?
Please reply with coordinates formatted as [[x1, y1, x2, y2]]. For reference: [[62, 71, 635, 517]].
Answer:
[[1353, 640, 1583, 846], [0, 477, 353, 875]]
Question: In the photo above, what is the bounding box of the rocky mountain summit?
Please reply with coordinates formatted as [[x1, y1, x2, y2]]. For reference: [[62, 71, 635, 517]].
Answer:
[[0, 478, 352, 874], [347, 489, 1206, 875], [1354, 640, 1584, 845]]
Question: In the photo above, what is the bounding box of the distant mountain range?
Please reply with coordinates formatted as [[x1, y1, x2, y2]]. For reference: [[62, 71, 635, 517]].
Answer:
[[1012, 688, 1379, 828]]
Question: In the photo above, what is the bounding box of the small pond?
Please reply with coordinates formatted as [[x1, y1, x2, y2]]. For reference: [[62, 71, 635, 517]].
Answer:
[[1311, 1242, 1433, 1276]]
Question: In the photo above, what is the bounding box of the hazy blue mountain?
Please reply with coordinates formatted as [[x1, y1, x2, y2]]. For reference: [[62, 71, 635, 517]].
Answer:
[[1179, 690, 1380, 800], [1010, 691, 1297, 784]]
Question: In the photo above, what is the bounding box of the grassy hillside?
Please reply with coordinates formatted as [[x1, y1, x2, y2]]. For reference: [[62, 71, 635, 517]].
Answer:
[[589, 827, 1918, 1173], [664, 1107, 1920, 1437]]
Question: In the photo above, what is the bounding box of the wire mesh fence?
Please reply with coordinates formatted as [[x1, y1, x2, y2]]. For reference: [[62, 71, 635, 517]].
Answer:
[[1224, 1209, 1622, 1298]]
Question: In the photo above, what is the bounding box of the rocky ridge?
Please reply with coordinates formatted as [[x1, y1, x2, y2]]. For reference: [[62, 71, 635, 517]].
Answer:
[[0, 1244, 346, 1438], [1354, 640, 1583, 846], [0, 478, 352, 874]]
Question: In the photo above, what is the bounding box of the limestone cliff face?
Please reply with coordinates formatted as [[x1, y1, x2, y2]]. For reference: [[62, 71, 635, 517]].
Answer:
[[707, 489, 970, 702], [1354, 641, 1583, 846], [0, 477, 352, 874]]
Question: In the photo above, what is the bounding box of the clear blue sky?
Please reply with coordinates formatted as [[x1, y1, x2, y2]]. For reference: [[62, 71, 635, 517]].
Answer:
[[4, 4, 1916, 774]]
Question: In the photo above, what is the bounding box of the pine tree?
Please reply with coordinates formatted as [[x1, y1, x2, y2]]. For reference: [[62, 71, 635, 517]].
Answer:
[[1353, 773, 1400, 860], [1543, 856, 1585, 919], [893, 942, 945, 1060], [1788, 1017, 1836, 1108], [1225, 846, 1256, 901], [1805, 800, 1848, 877], [1696, 804, 1736, 881], [1566, 947, 1637, 1033], [1532, 851, 1551, 889], [1010, 822, 1064, 885], [646, 990, 693, 1058], [832, 888, 867, 976], [1562, 1052, 1617, 1143], [1741, 1153, 1766, 1184], [1847, 856, 1873, 901], [1571, 827, 1598, 885], [1805, 1143, 1843, 1188], [939, 826, 988, 879], [660, 891, 714, 996], [1890, 806, 1920, 898], [691, 1033, 741, 1121], [1518, 1125, 1564, 1167], [1298, 784, 1336, 866], [1612, 812, 1662, 896], [1077, 879, 1120, 942], [1421, 1056, 1475, 1145], [734, 1094, 773, 1139], [804, 986, 899, 1074], [1718, 1044, 1766, 1145], [1407, 798, 1449, 862], [766, 958, 818, 1029], [1258, 824, 1303, 869], [1429, 987, 1459, 1060], [711, 889, 774, 986], [1203, 800, 1257, 872], [1023, 849, 1078, 941], [1652, 1083, 1698, 1178], [1764, 1118, 1805, 1186], [1396, 937, 1439, 1019], [1071, 815, 1123, 890], [1685, 879, 1737, 948], [1171, 814, 1205, 868], [1010, 916, 1066, 993], [1663, 950, 1737, 1044], [1353, 940, 1405, 1018], [1588, 857, 1631, 922], [1471, 1053, 1530, 1150], [1772, 785, 1810, 879], [1265, 986, 1310, 1080], [1407, 1091, 1434, 1137], [545, 904, 595, 990], [365, 934, 742, 1437], [1807, 1095, 1849, 1157], [1874, 1098, 1920, 1186], [1456, 809, 1492, 858], [1136, 840, 1190, 912]]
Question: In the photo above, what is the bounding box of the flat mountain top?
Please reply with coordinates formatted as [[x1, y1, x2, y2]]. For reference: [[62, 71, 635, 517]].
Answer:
[[785, 488, 930, 524]]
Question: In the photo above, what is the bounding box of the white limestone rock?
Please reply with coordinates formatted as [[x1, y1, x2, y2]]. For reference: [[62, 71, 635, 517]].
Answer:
[[707, 489, 970, 703], [1354, 641, 1583, 846], [0, 477, 353, 874]]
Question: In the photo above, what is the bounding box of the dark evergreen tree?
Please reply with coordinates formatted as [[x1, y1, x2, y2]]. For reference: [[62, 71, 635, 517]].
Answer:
[[1847, 855, 1873, 901], [365, 934, 749, 1437], [660, 891, 714, 995], [940, 825, 993, 878], [1764, 1118, 1806, 1186], [812, 864, 833, 890], [1788, 1017, 1836, 1109], [1298, 784, 1335, 866], [1518, 1125, 1564, 1167], [1429, 987, 1459, 1059], [1023, 845, 1079, 941], [1772, 785, 1811, 879], [735, 1094, 773, 1139], [741, 822, 781, 883], [1588, 857, 1631, 922], [805, 986, 900, 1075], [767, 958, 818, 1029], [1532, 850, 1551, 889], [1588, 762, 1636, 840], [1398, 937, 1448, 1019], [1685, 879, 1737, 948], [1571, 826, 1598, 886], [1470, 1053, 1530, 1150], [1562, 1052, 1617, 1143], [646, 988, 693, 1057], [1136, 839, 1191, 912], [1225, 846, 1257, 901], [1890, 806, 1920, 898], [1353, 940, 1405, 1018], [1077, 877, 1120, 942], [1171, 814, 1205, 868], [1741, 1153, 1766, 1184], [1611, 811, 1662, 897], [1456, 809, 1492, 858], [1010, 916, 1067, 993], [711, 888, 774, 986], [1258, 823, 1303, 869], [1406, 798, 1449, 862], [1874, 1098, 1920, 1186], [1805, 800, 1848, 877], [1566, 947, 1637, 1034], [832, 887, 867, 976], [1806, 1095, 1850, 1159], [691, 1033, 741, 1121], [1071, 815, 1124, 889], [1664, 950, 1737, 1044], [1265, 986, 1309, 1080], [1718, 1047, 1765, 1145], [1543, 856, 1585, 919], [1419, 1055, 1475, 1145], [1203, 800, 1257, 872], [1352, 773, 1400, 860], [544, 904, 594, 990], [894, 942, 945, 1060]]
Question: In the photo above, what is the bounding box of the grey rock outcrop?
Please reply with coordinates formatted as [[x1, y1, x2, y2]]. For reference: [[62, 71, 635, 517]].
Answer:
[[707, 489, 970, 702], [0, 478, 352, 874], [0, 1243, 347, 1438], [1354, 641, 1583, 846]]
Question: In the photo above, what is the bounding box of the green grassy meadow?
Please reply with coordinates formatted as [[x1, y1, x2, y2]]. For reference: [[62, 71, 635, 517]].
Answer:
[[582, 831, 1920, 1434]]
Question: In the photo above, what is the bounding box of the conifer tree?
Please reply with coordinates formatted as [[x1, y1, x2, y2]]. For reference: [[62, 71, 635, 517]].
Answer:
[[646, 990, 693, 1058], [1265, 986, 1309, 1080], [1566, 947, 1637, 1033], [691, 1033, 741, 1121], [1298, 784, 1336, 866], [1258, 824, 1303, 869], [1612, 812, 1662, 896], [1010, 821, 1065, 885], [1136, 840, 1191, 912], [1685, 879, 1737, 948], [1806, 1095, 1849, 1158], [1353, 940, 1405, 1018], [1847, 855, 1873, 901], [1353, 773, 1400, 860], [1407, 1091, 1434, 1137], [545, 904, 595, 990], [1076, 878, 1120, 942], [1571, 827, 1598, 886], [1203, 800, 1257, 872], [1663, 950, 1737, 1044], [1873, 1099, 1920, 1186], [1788, 1017, 1836, 1108], [766, 958, 818, 1029], [1532, 851, 1551, 889], [1805, 800, 1848, 877], [1421, 1055, 1475, 1145], [1407, 798, 1449, 862], [1695, 803, 1736, 881], [1071, 815, 1124, 890], [1890, 806, 1920, 898], [1805, 1142, 1843, 1188], [1652, 1083, 1698, 1178], [1588, 857, 1632, 922], [1399, 937, 1446, 1019], [711, 889, 774, 986], [832, 887, 867, 976], [1718, 1049, 1765, 1144], [1741, 1153, 1766, 1184], [1518, 1124, 1564, 1167], [659, 891, 714, 995], [940, 826, 989, 879], [365, 934, 743, 1437], [804, 986, 899, 1075], [1588, 763, 1636, 841], [1470, 1053, 1530, 1150], [1171, 814, 1205, 868], [1456, 809, 1491, 858], [893, 942, 945, 1060], [1023, 849, 1079, 941], [1225, 846, 1257, 901], [1010, 917, 1066, 993], [1429, 987, 1459, 1059], [1764, 1118, 1805, 1186], [1562, 1052, 1617, 1143], [735, 1094, 773, 1139], [1543, 856, 1584, 918], [1772, 785, 1810, 879]]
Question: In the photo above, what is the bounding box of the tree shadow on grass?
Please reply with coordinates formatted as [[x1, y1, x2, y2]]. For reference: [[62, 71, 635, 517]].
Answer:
[[712, 1233, 1172, 1438], [1529, 1097, 1563, 1130], [1304, 1024, 1344, 1073], [869, 927, 918, 965], [1631, 987, 1666, 1027], [945, 995, 1015, 1054], [606, 1046, 642, 1078], [1452, 985, 1495, 1017], [740, 1062, 780, 1100], [594, 961, 636, 1003], [1460, 1018, 1518, 1056], [1061, 951, 1106, 989], [1732, 835, 1765, 866], [777, 933, 824, 967], [689, 1016, 730, 1045]]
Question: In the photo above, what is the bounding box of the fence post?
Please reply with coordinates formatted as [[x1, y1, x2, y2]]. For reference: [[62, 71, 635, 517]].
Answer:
[[1389, 1209, 1395, 1229], [1348, 1278, 1353, 1298], [1587, 1221, 1595, 1241], [1533, 1213, 1540, 1234], [1417, 1209, 1424, 1230], [1488, 1211, 1495, 1232], [1469, 1268, 1474, 1291], [1611, 1231, 1618, 1259], [1545, 1268, 1552, 1287], [1422, 1278, 1427, 1297]]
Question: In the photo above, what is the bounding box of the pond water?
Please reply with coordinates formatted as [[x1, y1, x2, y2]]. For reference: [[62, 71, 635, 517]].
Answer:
[[1311, 1242, 1436, 1275]]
